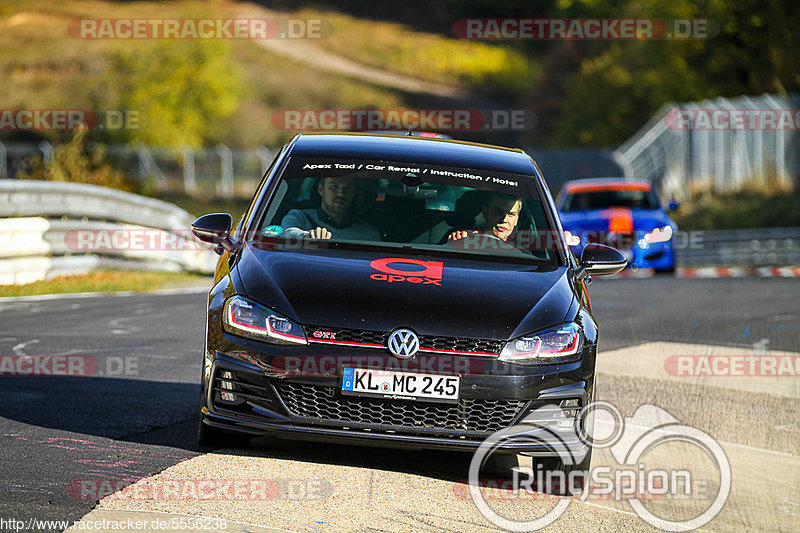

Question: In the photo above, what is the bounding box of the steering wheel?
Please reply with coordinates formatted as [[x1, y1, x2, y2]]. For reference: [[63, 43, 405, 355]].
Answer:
[[478, 232, 505, 243], [443, 230, 509, 250]]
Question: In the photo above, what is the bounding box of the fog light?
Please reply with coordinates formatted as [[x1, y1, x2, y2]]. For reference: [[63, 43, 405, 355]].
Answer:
[[556, 418, 574, 429], [554, 398, 581, 428], [219, 370, 238, 402]]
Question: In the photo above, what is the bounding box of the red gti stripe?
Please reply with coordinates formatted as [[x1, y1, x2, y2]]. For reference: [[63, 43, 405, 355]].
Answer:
[[307, 339, 385, 349], [418, 347, 500, 356]]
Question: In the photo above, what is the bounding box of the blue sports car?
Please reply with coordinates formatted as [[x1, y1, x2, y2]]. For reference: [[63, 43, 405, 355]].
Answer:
[[557, 178, 678, 273]]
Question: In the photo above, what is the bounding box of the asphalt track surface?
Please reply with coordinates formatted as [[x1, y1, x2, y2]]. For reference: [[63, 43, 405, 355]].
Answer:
[[0, 277, 798, 532]]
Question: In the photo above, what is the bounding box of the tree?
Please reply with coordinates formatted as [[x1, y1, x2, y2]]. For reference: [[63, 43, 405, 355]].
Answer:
[[16, 128, 139, 192], [108, 38, 244, 148]]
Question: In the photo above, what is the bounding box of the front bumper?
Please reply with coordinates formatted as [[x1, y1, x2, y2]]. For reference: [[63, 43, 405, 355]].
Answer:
[[200, 341, 595, 455]]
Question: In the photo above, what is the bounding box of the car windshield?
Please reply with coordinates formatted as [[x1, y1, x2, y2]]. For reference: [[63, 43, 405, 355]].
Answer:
[[256, 156, 561, 265], [561, 187, 660, 212]]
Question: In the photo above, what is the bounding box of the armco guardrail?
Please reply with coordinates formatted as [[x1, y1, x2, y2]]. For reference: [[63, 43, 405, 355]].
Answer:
[[0, 180, 217, 284], [678, 227, 800, 267], [0, 180, 193, 230]]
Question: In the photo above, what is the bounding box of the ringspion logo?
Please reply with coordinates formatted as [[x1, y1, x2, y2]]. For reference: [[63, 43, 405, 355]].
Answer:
[[469, 402, 731, 531]]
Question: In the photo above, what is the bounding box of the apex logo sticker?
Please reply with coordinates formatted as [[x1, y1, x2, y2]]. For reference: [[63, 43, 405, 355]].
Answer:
[[369, 257, 443, 286]]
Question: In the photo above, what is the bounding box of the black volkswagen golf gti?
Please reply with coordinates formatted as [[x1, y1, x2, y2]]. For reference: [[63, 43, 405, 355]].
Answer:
[[192, 132, 626, 475]]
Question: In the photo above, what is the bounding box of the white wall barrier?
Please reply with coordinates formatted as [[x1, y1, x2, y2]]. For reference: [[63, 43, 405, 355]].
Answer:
[[0, 180, 217, 285]]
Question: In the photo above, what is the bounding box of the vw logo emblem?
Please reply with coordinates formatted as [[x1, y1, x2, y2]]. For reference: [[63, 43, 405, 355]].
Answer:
[[387, 329, 419, 359]]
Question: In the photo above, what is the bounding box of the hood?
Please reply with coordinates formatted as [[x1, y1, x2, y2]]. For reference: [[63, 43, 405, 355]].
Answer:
[[559, 207, 673, 232], [235, 243, 574, 341]]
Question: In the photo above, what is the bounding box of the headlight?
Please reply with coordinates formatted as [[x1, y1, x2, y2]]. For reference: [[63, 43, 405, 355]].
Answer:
[[644, 225, 673, 244], [499, 323, 582, 364], [564, 230, 581, 247], [222, 295, 307, 345]]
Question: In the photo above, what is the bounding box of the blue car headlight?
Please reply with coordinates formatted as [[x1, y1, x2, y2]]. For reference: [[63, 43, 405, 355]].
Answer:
[[222, 295, 307, 345], [644, 225, 673, 244], [564, 230, 581, 247], [499, 323, 583, 364]]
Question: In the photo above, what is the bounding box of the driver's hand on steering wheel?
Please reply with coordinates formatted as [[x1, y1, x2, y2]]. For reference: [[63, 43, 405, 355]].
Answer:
[[306, 227, 332, 239], [448, 230, 477, 241]]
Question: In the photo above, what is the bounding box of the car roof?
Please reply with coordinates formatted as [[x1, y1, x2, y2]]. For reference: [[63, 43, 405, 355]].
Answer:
[[366, 130, 452, 139], [562, 177, 652, 193], [288, 132, 536, 175]]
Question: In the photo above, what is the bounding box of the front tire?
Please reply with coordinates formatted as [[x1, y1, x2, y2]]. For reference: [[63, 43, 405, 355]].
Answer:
[[480, 453, 520, 480], [537, 447, 593, 495], [655, 265, 676, 275], [197, 417, 250, 449]]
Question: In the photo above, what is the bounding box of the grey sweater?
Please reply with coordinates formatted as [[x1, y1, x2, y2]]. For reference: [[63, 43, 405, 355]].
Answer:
[[280, 208, 381, 241]]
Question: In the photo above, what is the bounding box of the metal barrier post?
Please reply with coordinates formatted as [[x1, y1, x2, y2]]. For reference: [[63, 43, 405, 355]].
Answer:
[[256, 147, 273, 176], [0, 141, 6, 178], [216, 144, 234, 198], [182, 146, 197, 194], [38, 140, 54, 163]]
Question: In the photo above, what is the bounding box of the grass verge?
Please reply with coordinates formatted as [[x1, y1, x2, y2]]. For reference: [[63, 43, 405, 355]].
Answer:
[[288, 7, 534, 96], [673, 188, 800, 230], [0, 269, 210, 298]]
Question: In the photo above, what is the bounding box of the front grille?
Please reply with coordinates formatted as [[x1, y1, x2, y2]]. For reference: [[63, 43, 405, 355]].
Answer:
[[419, 335, 502, 355], [277, 382, 525, 433], [307, 326, 385, 346], [306, 325, 504, 355]]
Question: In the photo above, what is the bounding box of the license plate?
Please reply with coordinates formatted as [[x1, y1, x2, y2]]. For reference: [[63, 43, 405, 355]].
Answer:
[[341, 367, 460, 403]]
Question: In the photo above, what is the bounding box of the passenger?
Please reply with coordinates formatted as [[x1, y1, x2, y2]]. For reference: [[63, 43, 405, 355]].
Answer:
[[448, 193, 522, 243], [281, 177, 381, 241]]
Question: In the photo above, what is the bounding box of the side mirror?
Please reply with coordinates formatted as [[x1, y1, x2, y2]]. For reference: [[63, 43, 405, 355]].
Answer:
[[579, 243, 627, 276], [667, 200, 680, 211], [191, 213, 235, 254]]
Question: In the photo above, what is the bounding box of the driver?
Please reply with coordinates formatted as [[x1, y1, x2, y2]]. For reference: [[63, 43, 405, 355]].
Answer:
[[448, 193, 522, 243], [281, 177, 381, 241]]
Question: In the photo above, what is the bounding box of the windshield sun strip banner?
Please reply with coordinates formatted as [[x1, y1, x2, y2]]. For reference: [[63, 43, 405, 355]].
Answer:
[[282, 156, 536, 197]]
